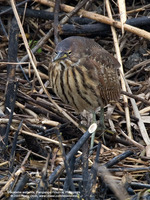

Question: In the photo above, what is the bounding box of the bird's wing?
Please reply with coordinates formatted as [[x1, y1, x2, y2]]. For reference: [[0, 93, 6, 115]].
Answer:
[[79, 47, 120, 105]]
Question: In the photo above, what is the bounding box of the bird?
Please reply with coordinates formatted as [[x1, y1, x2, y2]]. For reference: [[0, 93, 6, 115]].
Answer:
[[49, 36, 120, 115]]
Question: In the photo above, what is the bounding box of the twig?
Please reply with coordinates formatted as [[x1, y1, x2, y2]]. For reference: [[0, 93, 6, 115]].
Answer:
[[105, 150, 134, 168], [127, 4, 150, 14], [4, 82, 18, 147], [16, 128, 68, 146], [121, 90, 150, 106], [109, 166, 150, 172], [119, 129, 144, 150], [54, 0, 60, 45], [9, 120, 23, 173], [117, 0, 126, 34], [125, 59, 150, 78], [82, 139, 89, 198]]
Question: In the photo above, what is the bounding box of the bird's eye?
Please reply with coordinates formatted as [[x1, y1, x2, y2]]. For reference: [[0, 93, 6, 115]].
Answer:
[[68, 51, 71, 55], [55, 51, 58, 55]]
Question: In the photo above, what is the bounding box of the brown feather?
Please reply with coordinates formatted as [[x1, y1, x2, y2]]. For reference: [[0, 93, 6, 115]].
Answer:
[[49, 36, 120, 112]]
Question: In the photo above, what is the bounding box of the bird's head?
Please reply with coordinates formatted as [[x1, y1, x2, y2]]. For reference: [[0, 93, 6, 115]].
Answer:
[[52, 37, 85, 64]]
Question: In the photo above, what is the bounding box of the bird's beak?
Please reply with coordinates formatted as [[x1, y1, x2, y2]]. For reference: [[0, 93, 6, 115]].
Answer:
[[52, 51, 67, 62]]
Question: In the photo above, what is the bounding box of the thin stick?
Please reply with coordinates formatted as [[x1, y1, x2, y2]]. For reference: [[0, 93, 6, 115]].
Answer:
[[118, 0, 127, 34], [105, 0, 132, 139], [53, 0, 60, 45], [120, 129, 144, 150], [15, 128, 68, 146], [121, 91, 150, 106]]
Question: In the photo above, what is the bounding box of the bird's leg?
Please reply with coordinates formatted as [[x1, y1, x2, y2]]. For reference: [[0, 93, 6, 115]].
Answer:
[[80, 111, 97, 149], [99, 107, 105, 130], [90, 107, 106, 149], [80, 110, 91, 131], [99, 106, 106, 144], [80, 108, 105, 149]]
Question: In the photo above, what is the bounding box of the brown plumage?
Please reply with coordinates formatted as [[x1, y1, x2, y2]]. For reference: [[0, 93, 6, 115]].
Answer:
[[49, 36, 120, 113]]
